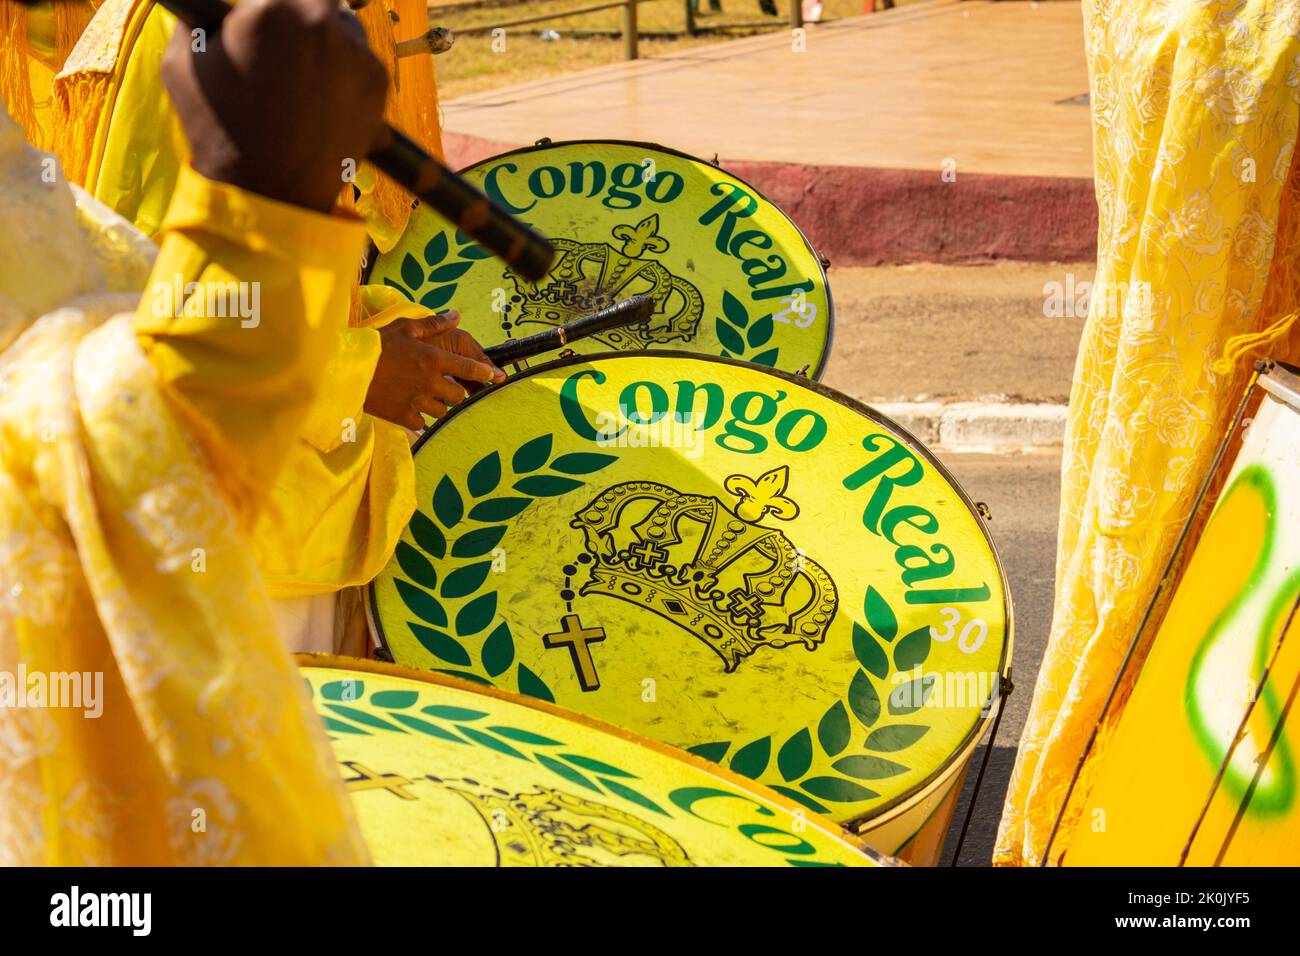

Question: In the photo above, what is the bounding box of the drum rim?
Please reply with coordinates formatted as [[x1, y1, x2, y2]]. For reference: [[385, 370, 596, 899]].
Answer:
[[1260, 361, 1300, 413], [385, 136, 836, 381], [299, 651, 899, 866], [367, 349, 1015, 831]]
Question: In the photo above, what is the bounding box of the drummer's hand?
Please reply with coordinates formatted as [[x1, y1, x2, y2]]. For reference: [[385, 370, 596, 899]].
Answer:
[[162, 0, 388, 213], [365, 311, 504, 430]]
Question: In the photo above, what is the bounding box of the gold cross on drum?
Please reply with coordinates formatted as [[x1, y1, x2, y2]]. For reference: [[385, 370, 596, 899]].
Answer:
[[342, 761, 418, 800], [543, 615, 607, 692], [726, 589, 763, 619]]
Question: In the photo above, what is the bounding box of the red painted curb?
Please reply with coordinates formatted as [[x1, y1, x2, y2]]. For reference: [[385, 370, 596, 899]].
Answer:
[[443, 130, 1098, 267]]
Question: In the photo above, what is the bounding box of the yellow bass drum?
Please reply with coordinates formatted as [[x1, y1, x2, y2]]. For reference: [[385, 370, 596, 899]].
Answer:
[[302, 656, 892, 867], [1065, 363, 1300, 866], [368, 353, 1012, 862], [369, 140, 833, 377]]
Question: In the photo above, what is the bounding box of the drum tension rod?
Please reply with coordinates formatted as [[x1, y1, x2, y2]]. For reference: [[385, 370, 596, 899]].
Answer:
[[948, 670, 1015, 866]]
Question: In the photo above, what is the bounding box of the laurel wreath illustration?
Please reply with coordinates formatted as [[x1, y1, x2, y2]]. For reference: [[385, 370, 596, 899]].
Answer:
[[685, 588, 938, 816], [715, 290, 780, 367], [391, 433, 618, 704], [313, 677, 670, 816], [386, 229, 491, 310], [388, 432, 936, 817]]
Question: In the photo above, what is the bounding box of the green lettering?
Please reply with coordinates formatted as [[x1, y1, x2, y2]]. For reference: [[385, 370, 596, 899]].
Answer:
[[843, 434, 924, 533], [880, 505, 939, 545], [560, 368, 615, 440], [897, 544, 955, 586], [904, 583, 992, 605], [699, 182, 758, 254], [673, 380, 725, 430], [483, 162, 536, 214]]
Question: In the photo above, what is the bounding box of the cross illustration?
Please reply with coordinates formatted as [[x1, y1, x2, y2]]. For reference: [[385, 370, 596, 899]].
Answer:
[[627, 539, 668, 568], [341, 761, 418, 800], [543, 614, 608, 692], [726, 588, 763, 619]]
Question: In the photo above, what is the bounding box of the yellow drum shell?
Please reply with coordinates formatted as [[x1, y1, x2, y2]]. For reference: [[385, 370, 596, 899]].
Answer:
[[1066, 366, 1300, 866]]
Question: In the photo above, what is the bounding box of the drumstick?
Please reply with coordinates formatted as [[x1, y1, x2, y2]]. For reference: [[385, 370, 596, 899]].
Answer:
[[484, 295, 655, 366], [155, 0, 555, 282]]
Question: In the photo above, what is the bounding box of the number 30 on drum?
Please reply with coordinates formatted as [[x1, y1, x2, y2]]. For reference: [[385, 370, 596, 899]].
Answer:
[[930, 608, 989, 654]]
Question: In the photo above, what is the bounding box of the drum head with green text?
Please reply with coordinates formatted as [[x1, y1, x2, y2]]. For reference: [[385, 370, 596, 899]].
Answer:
[[303, 658, 886, 867], [369, 353, 1010, 827], [371, 140, 833, 377]]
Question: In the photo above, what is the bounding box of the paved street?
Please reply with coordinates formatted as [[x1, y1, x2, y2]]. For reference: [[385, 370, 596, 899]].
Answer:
[[821, 262, 1090, 405], [935, 449, 1063, 865], [442, 1, 1092, 177]]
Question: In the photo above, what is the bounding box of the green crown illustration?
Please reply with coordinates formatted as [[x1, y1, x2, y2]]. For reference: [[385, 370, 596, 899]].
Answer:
[[507, 215, 704, 348], [570, 466, 838, 671]]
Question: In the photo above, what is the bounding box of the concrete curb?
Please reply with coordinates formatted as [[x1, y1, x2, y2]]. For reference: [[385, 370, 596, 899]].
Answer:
[[874, 401, 1068, 450], [440, 131, 1099, 267]]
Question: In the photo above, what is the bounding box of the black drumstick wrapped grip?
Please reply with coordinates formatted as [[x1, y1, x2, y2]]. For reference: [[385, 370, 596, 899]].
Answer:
[[156, 0, 555, 281], [369, 129, 554, 283], [485, 295, 656, 366]]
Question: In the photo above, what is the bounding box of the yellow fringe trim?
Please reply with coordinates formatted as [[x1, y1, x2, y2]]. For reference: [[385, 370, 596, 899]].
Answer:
[[1212, 309, 1300, 375], [50, 69, 111, 187], [56, 2, 98, 68], [0, 1, 98, 150], [0, 4, 39, 146]]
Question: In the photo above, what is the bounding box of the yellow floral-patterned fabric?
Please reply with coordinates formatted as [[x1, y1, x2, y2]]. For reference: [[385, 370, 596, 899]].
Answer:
[[0, 107, 370, 865], [996, 0, 1300, 866]]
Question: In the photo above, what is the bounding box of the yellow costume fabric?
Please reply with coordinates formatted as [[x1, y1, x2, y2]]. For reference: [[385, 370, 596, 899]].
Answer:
[[54, 0, 445, 246], [51, 0, 448, 604], [996, 0, 1300, 866], [0, 106, 370, 864], [254, 285, 431, 597]]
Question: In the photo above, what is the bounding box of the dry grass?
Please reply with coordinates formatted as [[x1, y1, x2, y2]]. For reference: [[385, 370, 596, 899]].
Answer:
[[427, 0, 899, 99]]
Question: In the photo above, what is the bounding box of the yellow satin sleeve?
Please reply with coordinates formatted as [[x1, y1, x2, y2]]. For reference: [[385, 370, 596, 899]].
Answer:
[[133, 164, 366, 524], [253, 318, 417, 597], [83, 0, 180, 238], [68, 0, 431, 598]]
